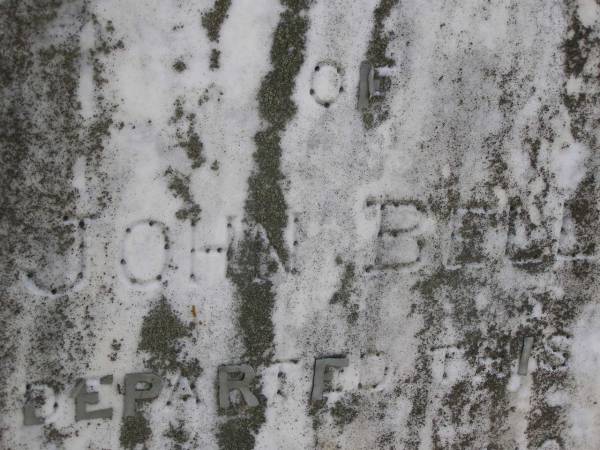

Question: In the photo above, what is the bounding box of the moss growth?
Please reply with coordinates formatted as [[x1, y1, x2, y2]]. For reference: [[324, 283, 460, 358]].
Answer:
[[361, 0, 398, 129], [434, 380, 479, 448], [177, 121, 206, 169], [405, 266, 462, 446], [180, 357, 203, 380], [366, 0, 398, 67], [0, 4, 121, 408], [246, 130, 289, 263], [138, 296, 189, 370], [330, 261, 359, 324], [138, 296, 202, 379], [330, 262, 355, 305], [164, 420, 189, 445], [404, 344, 432, 447], [413, 263, 519, 445], [210, 48, 221, 69], [562, 14, 595, 79], [330, 393, 360, 427], [172, 59, 187, 72], [221, 3, 310, 447], [505, 196, 554, 270], [564, 174, 598, 256], [308, 400, 326, 431], [526, 369, 567, 448], [29, 297, 87, 389], [248, 4, 309, 263], [171, 98, 185, 123], [227, 231, 277, 366], [256, 12, 308, 128], [165, 167, 202, 224], [456, 217, 485, 265], [120, 414, 151, 449], [170, 100, 206, 169], [202, 0, 232, 42], [561, 11, 599, 141], [442, 380, 471, 425], [43, 424, 70, 446], [216, 405, 266, 450], [229, 0, 309, 366]]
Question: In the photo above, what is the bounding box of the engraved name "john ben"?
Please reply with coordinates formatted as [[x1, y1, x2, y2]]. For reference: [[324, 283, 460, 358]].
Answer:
[[23, 194, 596, 296], [22, 358, 349, 426]]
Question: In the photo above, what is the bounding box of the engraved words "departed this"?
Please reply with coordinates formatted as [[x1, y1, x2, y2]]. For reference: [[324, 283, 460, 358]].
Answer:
[[22, 358, 349, 426]]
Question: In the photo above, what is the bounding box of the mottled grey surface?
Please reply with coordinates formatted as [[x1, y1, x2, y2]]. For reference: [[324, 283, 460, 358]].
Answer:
[[1, 0, 600, 449]]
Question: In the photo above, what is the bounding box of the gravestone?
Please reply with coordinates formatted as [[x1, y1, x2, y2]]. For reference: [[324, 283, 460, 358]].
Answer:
[[1, 0, 600, 449]]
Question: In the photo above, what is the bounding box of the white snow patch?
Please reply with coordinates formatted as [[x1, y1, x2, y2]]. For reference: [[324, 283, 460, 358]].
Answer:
[[551, 142, 590, 194]]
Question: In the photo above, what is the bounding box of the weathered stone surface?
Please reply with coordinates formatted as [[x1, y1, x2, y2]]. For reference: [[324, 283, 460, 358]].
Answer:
[[1, 0, 599, 448]]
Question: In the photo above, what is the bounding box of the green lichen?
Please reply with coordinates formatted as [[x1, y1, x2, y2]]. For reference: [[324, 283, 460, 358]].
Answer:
[[202, 0, 232, 42], [330, 262, 355, 306], [361, 0, 399, 129], [43, 424, 70, 446], [248, 3, 309, 263], [216, 405, 266, 450], [210, 48, 221, 69], [0, 4, 122, 410], [171, 98, 184, 123], [165, 167, 202, 225], [366, 0, 398, 67], [562, 14, 595, 79], [120, 414, 151, 449], [221, 2, 310, 448], [177, 121, 206, 169], [227, 231, 277, 366], [330, 393, 360, 428], [330, 261, 359, 324], [138, 297, 202, 379], [170, 100, 206, 169], [563, 173, 598, 256], [230, 0, 309, 367], [172, 59, 186, 72], [164, 420, 189, 445], [561, 11, 600, 141]]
